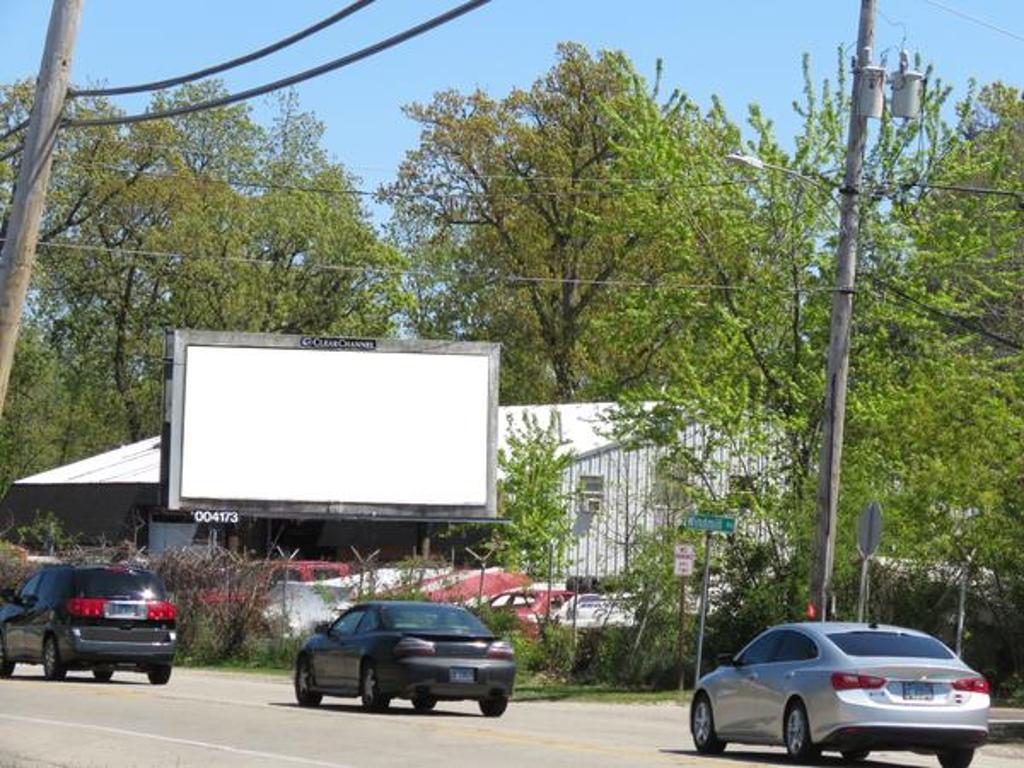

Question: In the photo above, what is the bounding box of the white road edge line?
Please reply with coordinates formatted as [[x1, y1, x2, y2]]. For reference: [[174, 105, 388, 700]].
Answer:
[[0, 712, 357, 768]]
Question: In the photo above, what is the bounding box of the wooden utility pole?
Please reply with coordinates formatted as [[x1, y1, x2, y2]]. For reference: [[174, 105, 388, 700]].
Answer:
[[0, 0, 82, 417], [810, 0, 877, 619]]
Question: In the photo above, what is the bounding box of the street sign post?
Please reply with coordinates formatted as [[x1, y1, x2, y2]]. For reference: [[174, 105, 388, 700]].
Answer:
[[680, 514, 736, 686], [856, 501, 882, 621], [675, 544, 695, 689]]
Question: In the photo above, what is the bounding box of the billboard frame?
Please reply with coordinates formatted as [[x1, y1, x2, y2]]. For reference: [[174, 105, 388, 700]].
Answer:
[[161, 329, 500, 523]]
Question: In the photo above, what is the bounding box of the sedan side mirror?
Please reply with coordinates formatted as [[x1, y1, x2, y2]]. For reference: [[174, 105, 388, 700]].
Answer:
[[20, 594, 38, 608], [716, 652, 738, 667], [314, 621, 331, 635]]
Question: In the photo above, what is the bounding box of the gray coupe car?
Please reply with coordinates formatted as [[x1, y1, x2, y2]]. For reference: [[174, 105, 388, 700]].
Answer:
[[691, 622, 989, 768], [294, 601, 516, 717]]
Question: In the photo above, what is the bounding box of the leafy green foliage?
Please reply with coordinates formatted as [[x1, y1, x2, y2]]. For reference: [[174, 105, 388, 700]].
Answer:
[[13, 511, 76, 553], [493, 412, 575, 576], [384, 44, 682, 402], [1, 84, 410, 496]]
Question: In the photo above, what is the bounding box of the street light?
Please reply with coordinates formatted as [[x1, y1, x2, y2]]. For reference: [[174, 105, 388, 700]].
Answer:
[[725, 152, 768, 171], [724, 152, 839, 206]]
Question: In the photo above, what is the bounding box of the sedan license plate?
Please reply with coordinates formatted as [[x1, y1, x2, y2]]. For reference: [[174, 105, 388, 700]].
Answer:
[[903, 682, 934, 701], [104, 602, 147, 620], [450, 667, 476, 684]]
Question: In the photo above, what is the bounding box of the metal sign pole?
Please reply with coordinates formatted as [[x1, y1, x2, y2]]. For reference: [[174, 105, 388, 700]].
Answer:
[[546, 542, 554, 624], [693, 531, 712, 685], [956, 566, 968, 657], [856, 501, 882, 622], [856, 556, 870, 621], [677, 571, 687, 690]]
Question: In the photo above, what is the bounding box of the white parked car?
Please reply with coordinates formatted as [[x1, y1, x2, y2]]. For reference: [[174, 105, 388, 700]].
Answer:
[[555, 593, 633, 629]]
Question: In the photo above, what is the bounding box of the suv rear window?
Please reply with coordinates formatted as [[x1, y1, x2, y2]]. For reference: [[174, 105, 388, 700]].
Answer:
[[74, 569, 167, 600], [828, 631, 953, 659]]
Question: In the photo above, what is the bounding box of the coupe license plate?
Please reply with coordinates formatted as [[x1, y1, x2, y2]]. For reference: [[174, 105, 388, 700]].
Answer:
[[450, 667, 476, 684], [104, 602, 147, 620], [903, 682, 934, 701]]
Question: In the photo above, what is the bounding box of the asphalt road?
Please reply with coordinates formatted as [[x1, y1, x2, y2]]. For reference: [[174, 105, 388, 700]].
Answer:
[[1, 668, 1021, 768]]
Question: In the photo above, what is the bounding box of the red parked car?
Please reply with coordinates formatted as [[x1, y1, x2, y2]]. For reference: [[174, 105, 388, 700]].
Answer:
[[268, 561, 351, 585], [487, 587, 573, 635]]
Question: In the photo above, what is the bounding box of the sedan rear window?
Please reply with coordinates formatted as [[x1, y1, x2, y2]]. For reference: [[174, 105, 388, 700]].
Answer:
[[74, 569, 167, 600], [381, 604, 490, 635], [828, 631, 953, 659]]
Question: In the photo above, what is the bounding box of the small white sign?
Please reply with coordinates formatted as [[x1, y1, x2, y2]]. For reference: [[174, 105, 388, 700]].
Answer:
[[674, 544, 696, 577]]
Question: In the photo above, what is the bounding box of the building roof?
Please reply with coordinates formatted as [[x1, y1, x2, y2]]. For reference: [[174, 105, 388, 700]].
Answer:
[[498, 402, 617, 457], [16, 437, 162, 485], [15, 404, 619, 486]]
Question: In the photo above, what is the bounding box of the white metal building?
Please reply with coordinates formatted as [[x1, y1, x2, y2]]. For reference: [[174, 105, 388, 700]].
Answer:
[[2, 403, 764, 576]]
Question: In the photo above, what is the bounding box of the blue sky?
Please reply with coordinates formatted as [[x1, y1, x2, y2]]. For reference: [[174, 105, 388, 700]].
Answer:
[[2, 1, 1022, 223]]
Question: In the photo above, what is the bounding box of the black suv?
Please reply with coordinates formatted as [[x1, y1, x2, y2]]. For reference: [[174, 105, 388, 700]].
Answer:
[[0, 564, 176, 684]]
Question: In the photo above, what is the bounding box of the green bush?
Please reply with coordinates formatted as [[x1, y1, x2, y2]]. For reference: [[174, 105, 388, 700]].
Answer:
[[153, 549, 272, 664], [472, 604, 522, 638]]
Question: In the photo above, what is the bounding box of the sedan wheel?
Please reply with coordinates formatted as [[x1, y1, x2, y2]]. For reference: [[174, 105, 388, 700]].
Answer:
[[360, 662, 391, 711], [412, 695, 437, 712], [478, 695, 508, 718], [691, 694, 727, 754], [294, 656, 322, 707], [42, 636, 67, 681], [784, 701, 820, 763], [938, 748, 975, 768]]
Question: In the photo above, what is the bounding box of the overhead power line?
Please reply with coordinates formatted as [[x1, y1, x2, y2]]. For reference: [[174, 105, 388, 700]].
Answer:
[[63, 0, 493, 128], [75, 160, 753, 199], [10, 238, 839, 295], [69, 0, 378, 98], [894, 180, 1024, 209], [870, 273, 1023, 351], [920, 0, 1024, 45]]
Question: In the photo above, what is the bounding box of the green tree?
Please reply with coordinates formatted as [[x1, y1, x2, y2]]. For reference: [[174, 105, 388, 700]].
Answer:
[[0, 82, 411, 494], [384, 44, 688, 403], [494, 412, 575, 576]]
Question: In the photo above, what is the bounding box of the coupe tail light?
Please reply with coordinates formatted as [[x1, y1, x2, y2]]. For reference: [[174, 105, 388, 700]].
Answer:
[[66, 597, 107, 617], [147, 601, 177, 621], [831, 672, 887, 690], [394, 637, 436, 658], [486, 640, 515, 660], [952, 677, 990, 694]]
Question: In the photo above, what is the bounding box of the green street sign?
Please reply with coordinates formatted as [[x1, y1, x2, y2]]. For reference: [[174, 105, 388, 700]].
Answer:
[[682, 514, 736, 534]]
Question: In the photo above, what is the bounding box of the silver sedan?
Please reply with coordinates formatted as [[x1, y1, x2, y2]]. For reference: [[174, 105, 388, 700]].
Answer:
[[691, 622, 989, 768]]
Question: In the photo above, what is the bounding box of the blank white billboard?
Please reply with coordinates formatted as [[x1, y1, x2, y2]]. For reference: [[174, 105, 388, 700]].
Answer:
[[163, 332, 498, 519]]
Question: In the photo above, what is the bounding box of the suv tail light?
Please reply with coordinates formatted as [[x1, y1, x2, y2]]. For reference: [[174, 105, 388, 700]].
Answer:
[[147, 601, 177, 621], [394, 637, 436, 658], [66, 597, 107, 617], [486, 640, 515, 660], [952, 677, 990, 694], [831, 672, 887, 690]]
